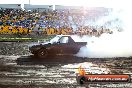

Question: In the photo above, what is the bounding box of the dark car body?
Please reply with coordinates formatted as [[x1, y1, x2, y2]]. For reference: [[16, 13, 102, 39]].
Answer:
[[29, 35, 87, 58]]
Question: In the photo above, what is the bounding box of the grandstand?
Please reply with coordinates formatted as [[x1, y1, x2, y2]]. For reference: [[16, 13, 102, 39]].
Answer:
[[0, 1, 113, 37]]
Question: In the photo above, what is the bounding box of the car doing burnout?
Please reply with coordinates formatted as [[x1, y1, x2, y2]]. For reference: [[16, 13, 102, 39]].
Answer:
[[29, 35, 87, 58]]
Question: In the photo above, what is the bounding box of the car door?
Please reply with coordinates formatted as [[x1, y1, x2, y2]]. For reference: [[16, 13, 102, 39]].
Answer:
[[47, 43, 62, 55], [58, 36, 76, 55], [49, 37, 68, 54]]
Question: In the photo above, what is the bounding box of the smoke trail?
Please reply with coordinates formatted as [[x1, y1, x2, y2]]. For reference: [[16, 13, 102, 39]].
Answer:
[[76, 7, 132, 58]]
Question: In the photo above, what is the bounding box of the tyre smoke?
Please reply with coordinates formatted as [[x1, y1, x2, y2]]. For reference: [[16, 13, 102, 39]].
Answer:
[[76, 7, 132, 58]]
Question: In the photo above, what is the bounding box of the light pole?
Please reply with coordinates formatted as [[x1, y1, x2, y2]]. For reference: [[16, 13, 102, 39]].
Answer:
[[29, 0, 30, 5]]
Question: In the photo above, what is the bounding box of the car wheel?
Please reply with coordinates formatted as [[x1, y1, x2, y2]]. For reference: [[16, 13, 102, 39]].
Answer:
[[37, 49, 48, 58]]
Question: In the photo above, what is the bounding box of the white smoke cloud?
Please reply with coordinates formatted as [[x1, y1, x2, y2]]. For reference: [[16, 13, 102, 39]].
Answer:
[[76, 7, 132, 58]]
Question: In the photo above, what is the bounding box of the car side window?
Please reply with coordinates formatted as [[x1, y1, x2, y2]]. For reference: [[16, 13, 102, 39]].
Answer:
[[59, 37, 69, 43]]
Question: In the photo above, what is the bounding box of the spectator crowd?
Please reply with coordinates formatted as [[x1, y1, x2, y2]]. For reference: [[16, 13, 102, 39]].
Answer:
[[0, 8, 113, 37]]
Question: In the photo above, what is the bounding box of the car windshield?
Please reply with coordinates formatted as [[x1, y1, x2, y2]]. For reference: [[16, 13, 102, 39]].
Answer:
[[50, 36, 61, 43]]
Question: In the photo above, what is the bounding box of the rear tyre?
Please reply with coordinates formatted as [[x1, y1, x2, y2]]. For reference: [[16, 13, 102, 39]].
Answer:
[[37, 49, 48, 58]]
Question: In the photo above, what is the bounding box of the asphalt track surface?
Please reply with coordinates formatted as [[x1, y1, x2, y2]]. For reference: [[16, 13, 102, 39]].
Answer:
[[0, 42, 132, 88]]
